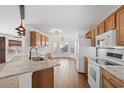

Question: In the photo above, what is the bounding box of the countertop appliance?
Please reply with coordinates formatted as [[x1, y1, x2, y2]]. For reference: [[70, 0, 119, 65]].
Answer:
[[88, 52, 123, 88], [76, 35, 91, 73], [96, 30, 116, 48]]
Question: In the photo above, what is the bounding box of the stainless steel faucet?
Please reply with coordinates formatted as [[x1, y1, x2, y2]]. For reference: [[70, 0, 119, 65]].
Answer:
[[29, 47, 37, 60]]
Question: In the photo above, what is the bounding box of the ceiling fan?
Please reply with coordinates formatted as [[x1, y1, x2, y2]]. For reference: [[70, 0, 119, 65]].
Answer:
[[15, 5, 26, 36]]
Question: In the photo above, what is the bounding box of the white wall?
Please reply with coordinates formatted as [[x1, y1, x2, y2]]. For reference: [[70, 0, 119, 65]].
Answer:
[[0, 5, 20, 36]]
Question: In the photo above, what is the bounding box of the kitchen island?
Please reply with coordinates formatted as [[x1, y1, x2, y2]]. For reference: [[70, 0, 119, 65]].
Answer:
[[0, 56, 60, 88]]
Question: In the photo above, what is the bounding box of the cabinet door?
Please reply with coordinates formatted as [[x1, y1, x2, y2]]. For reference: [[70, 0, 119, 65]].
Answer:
[[117, 8, 124, 45], [94, 27, 99, 46], [85, 31, 92, 39], [95, 27, 99, 36], [45, 37, 48, 46], [36, 32, 41, 46], [0, 37, 5, 63], [32, 68, 54, 88], [105, 14, 116, 31], [41, 35, 46, 46], [91, 30, 95, 46], [99, 22, 105, 34], [102, 77, 115, 88], [30, 32, 41, 47], [84, 57, 88, 77], [102, 69, 124, 88]]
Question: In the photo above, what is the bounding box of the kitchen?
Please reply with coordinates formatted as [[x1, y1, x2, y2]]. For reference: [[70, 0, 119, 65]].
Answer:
[[0, 5, 124, 88]]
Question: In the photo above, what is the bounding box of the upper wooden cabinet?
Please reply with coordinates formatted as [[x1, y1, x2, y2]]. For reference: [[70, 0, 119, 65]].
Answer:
[[98, 22, 105, 34], [94, 27, 99, 36], [85, 31, 92, 39], [45, 37, 49, 46], [91, 30, 95, 46], [91, 27, 99, 47], [116, 8, 124, 45], [30, 31, 49, 47], [85, 6, 124, 46], [30, 31, 41, 47], [41, 35, 46, 46], [105, 14, 116, 31], [9, 40, 22, 46]]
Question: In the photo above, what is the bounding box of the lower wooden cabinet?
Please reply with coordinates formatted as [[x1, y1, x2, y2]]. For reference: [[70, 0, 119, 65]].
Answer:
[[32, 68, 54, 88], [102, 69, 124, 88], [84, 57, 88, 77]]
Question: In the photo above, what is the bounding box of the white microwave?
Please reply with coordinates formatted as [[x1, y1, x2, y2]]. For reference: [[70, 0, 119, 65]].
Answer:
[[96, 30, 116, 48]]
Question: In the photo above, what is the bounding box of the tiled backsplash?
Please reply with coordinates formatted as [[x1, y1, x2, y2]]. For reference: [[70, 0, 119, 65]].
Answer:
[[24, 46, 49, 57]]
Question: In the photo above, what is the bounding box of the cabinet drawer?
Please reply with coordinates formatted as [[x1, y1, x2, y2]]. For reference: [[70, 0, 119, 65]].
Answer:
[[102, 77, 115, 88], [102, 69, 124, 88]]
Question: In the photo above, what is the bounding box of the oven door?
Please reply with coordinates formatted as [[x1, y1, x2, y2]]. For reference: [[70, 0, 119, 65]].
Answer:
[[88, 60, 101, 88]]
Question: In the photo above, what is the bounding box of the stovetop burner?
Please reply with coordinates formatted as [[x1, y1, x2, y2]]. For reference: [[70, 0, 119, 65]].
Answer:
[[95, 59, 121, 66]]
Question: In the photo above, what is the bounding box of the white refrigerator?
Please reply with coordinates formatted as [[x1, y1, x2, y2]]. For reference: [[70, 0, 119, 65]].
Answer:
[[75, 35, 91, 73]]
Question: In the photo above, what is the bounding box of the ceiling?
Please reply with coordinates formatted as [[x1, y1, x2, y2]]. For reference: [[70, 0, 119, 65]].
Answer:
[[25, 5, 118, 40]]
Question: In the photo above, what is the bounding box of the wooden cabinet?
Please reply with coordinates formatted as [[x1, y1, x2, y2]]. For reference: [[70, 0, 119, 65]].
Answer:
[[94, 27, 99, 36], [30, 31, 49, 47], [0, 37, 5, 63], [84, 6, 124, 46], [91, 30, 95, 46], [85, 31, 92, 39], [105, 14, 116, 31], [45, 36, 48, 46], [98, 22, 105, 34], [116, 8, 124, 45], [32, 68, 54, 88], [41, 35, 46, 46], [94, 27, 99, 46], [84, 57, 88, 77], [102, 69, 124, 88], [8, 40, 22, 46], [30, 31, 41, 47]]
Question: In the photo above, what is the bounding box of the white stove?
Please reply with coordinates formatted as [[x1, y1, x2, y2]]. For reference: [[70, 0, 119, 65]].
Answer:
[[88, 52, 124, 88]]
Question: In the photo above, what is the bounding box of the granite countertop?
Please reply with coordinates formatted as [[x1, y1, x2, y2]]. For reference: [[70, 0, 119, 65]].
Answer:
[[0, 56, 60, 79], [102, 65, 124, 83]]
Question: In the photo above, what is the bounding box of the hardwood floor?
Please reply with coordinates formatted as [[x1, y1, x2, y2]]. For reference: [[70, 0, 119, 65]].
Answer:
[[54, 58, 89, 88]]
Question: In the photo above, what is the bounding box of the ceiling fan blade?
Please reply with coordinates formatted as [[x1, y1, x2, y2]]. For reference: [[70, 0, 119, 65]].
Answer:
[[19, 5, 25, 20]]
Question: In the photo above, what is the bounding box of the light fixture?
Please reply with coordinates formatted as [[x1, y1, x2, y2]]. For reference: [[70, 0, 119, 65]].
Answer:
[[50, 29, 62, 35], [16, 5, 25, 36], [16, 20, 25, 36]]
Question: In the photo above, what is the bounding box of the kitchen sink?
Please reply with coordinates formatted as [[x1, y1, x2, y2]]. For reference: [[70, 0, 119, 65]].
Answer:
[[31, 57, 45, 61]]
